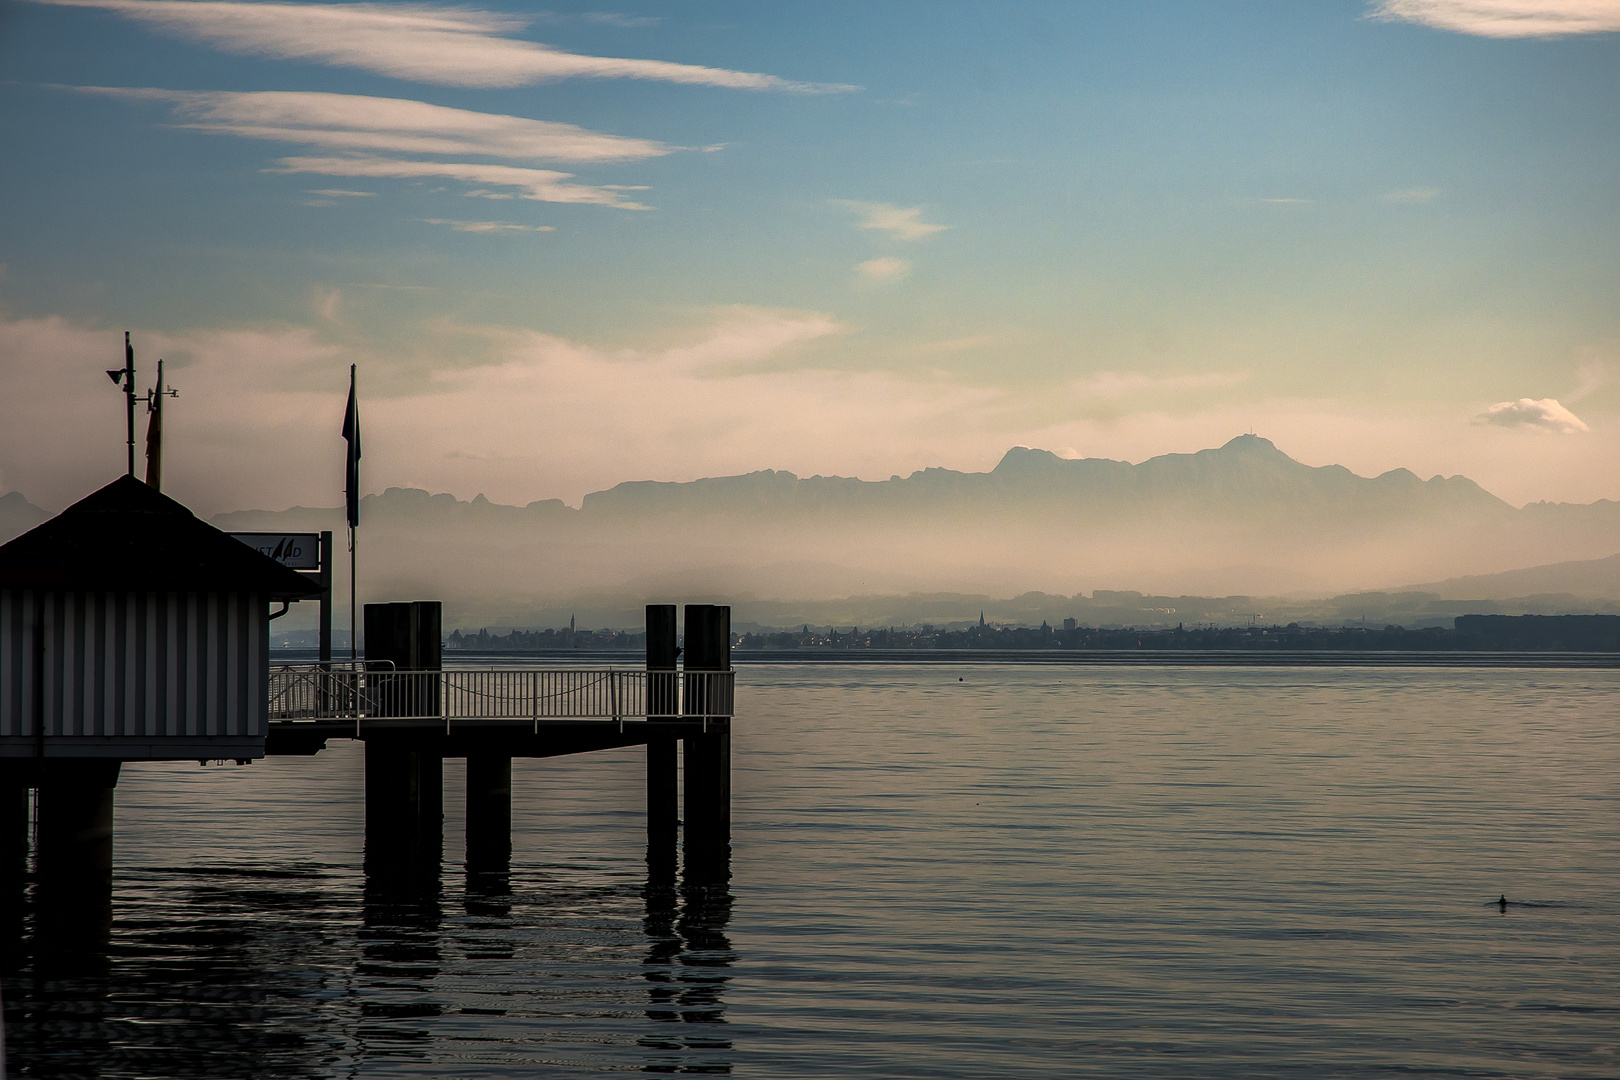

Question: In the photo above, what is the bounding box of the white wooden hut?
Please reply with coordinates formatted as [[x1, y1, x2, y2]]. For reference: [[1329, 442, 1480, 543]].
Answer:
[[0, 476, 320, 760]]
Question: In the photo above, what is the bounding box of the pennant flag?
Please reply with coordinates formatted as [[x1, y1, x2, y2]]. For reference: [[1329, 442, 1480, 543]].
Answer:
[[342, 364, 361, 529], [144, 358, 166, 489], [143, 390, 162, 488]]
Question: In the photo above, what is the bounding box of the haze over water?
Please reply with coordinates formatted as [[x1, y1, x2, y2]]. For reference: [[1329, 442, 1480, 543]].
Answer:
[[4, 664, 1615, 1078]]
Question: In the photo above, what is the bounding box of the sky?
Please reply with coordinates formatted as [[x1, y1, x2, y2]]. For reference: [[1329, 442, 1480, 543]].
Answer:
[[1, 0, 1618, 515]]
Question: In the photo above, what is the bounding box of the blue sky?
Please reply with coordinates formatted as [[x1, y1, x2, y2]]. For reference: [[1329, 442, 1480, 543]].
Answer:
[[1, 0, 1617, 513]]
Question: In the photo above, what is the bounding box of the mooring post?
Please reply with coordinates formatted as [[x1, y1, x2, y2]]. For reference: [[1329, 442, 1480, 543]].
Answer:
[[1, 777, 28, 871], [646, 604, 680, 871], [465, 752, 512, 871], [682, 605, 731, 879], [363, 601, 445, 876], [35, 759, 121, 937]]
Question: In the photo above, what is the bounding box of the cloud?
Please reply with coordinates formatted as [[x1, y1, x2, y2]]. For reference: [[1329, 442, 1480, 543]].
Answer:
[[77, 87, 669, 162], [270, 155, 651, 208], [10, 310, 1620, 518], [1569, 358, 1613, 402], [857, 257, 912, 282], [309, 188, 375, 197], [1068, 371, 1252, 400], [1475, 397, 1589, 432], [1371, 0, 1620, 37], [836, 201, 948, 240], [32, 0, 858, 91], [422, 219, 554, 233], [1384, 187, 1442, 203]]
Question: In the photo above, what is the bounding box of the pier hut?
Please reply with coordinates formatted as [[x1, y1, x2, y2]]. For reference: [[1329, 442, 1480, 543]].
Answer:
[[0, 476, 320, 900]]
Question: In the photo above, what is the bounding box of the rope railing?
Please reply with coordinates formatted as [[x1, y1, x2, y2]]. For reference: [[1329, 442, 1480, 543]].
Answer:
[[267, 665, 734, 726]]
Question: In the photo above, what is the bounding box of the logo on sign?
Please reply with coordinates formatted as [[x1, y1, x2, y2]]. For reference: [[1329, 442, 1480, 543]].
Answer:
[[229, 532, 322, 571]]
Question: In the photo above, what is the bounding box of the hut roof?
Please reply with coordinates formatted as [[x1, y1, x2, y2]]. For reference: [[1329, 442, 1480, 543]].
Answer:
[[0, 475, 322, 599]]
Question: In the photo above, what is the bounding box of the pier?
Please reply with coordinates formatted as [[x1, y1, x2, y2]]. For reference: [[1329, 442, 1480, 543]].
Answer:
[[0, 478, 736, 943]]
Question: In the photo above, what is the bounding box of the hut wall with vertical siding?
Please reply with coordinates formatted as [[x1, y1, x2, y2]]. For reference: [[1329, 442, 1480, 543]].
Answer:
[[0, 477, 318, 761]]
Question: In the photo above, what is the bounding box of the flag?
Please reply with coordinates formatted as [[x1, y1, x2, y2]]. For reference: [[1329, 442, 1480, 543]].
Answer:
[[342, 364, 361, 529], [143, 389, 162, 488]]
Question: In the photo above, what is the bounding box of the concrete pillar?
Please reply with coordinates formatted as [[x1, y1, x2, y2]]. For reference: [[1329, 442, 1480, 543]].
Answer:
[[647, 604, 678, 719], [35, 760, 121, 939], [36, 760, 119, 878], [1, 780, 28, 870], [681, 605, 731, 881], [364, 740, 443, 873], [364, 601, 443, 718], [682, 725, 730, 881], [465, 752, 512, 871], [2, 780, 30, 934], [647, 737, 679, 876]]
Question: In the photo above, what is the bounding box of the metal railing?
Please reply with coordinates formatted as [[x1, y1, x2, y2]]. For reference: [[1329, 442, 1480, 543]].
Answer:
[[267, 664, 734, 727]]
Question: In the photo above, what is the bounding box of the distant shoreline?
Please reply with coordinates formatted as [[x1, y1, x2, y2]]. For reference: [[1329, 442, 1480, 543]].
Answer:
[[273, 647, 1620, 669]]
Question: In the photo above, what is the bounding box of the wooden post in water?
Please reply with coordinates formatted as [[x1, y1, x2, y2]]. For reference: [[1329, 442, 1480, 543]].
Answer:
[[364, 742, 443, 873], [35, 760, 121, 937], [0, 779, 27, 872], [646, 605, 680, 874], [465, 753, 512, 871], [363, 602, 445, 877], [682, 605, 731, 880]]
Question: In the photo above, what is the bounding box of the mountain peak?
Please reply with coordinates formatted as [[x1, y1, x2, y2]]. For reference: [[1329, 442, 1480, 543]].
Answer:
[[1218, 433, 1283, 455]]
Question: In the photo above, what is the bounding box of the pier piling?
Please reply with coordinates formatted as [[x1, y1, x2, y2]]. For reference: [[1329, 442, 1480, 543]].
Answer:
[[465, 752, 512, 871], [364, 741, 443, 872], [682, 605, 731, 878], [646, 604, 681, 870]]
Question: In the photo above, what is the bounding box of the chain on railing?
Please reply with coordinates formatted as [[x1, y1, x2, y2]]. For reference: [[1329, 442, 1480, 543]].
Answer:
[[267, 665, 733, 726]]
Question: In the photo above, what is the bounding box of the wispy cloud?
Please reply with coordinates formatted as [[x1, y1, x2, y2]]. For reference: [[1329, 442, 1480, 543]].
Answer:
[[1372, 0, 1620, 37], [270, 156, 652, 208], [836, 201, 948, 240], [76, 87, 669, 162], [32, 0, 858, 91], [1068, 371, 1252, 400], [857, 257, 912, 283], [423, 219, 555, 233], [1384, 186, 1442, 203], [1476, 397, 1589, 432], [309, 188, 375, 197]]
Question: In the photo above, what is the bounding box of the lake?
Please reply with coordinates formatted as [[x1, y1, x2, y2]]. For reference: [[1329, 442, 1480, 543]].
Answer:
[[3, 664, 1617, 1077]]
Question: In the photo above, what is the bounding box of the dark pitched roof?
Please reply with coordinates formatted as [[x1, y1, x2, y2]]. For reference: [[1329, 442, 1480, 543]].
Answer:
[[0, 475, 321, 599]]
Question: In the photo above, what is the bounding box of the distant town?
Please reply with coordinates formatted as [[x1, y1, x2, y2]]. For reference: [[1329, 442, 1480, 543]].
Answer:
[[336, 613, 1620, 655]]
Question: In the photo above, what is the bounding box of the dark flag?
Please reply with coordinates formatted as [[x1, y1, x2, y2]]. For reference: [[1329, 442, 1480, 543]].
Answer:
[[143, 385, 162, 488], [342, 364, 361, 529], [143, 358, 169, 489]]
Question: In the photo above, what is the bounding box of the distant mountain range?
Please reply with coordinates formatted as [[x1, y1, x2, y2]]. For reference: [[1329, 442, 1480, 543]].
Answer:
[[6, 436, 1620, 626]]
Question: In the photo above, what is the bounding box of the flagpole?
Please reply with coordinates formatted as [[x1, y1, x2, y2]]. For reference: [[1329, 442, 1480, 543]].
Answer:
[[343, 363, 361, 666], [350, 524, 357, 666]]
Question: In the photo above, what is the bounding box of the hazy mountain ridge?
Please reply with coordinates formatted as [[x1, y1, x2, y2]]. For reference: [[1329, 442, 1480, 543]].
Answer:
[[578, 436, 1512, 523], [0, 490, 50, 543], [9, 436, 1620, 620], [1400, 552, 1620, 602]]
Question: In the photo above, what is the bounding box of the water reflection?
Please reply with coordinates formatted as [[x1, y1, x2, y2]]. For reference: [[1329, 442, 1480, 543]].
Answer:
[[1, 865, 350, 1080], [355, 864, 445, 1068], [640, 842, 736, 1073]]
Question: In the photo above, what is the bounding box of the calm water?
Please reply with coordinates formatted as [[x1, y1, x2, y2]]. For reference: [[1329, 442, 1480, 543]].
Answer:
[[3, 665, 1618, 1078]]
